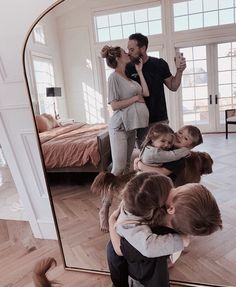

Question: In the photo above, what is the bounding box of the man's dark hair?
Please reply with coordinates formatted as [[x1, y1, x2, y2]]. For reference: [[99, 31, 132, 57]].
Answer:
[[129, 33, 148, 49]]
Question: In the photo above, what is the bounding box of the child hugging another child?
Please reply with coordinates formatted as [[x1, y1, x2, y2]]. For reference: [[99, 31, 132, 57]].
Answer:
[[139, 123, 190, 167], [134, 123, 203, 183], [92, 123, 204, 233], [107, 172, 222, 287]]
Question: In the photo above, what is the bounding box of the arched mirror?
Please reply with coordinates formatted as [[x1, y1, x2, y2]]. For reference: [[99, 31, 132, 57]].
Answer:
[[23, 0, 236, 286]]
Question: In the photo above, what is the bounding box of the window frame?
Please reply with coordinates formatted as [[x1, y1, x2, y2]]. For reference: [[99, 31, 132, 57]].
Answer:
[[93, 1, 162, 43]]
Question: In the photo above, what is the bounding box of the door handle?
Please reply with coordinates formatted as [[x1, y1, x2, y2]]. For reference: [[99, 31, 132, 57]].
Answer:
[[209, 94, 212, 104], [215, 94, 218, 104]]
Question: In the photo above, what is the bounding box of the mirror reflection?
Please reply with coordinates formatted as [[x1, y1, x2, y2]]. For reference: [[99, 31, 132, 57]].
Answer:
[[24, 0, 236, 286]]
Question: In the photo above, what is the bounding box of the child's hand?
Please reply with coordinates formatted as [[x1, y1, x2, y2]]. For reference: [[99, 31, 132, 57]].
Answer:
[[133, 158, 141, 170], [181, 234, 191, 247]]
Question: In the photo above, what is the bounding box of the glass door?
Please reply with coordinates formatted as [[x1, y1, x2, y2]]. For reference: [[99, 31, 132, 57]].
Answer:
[[179, 45, 211, 132], [179, 41, 236, 132], [217, 41, 236, 131]]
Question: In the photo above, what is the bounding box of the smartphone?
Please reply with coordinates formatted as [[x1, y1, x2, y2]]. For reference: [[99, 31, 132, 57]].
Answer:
[[175, 52, 183, 68]]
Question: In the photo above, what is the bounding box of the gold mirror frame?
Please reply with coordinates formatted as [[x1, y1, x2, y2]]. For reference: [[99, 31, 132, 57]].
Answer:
[[22, 1, 235, 286]]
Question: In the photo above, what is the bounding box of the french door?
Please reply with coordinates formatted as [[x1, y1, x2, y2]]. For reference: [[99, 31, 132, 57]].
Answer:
[[179, 41, 236, 133]]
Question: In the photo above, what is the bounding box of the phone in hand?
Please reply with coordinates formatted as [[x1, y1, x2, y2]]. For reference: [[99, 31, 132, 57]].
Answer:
[[175, 52, 183, 68]]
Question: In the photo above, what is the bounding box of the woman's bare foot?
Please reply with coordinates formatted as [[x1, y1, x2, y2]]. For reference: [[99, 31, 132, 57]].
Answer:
[[99, 203, 110, 232]]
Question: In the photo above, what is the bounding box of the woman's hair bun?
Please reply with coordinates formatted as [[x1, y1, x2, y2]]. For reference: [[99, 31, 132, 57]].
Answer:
[[101, 45, 110, 58]]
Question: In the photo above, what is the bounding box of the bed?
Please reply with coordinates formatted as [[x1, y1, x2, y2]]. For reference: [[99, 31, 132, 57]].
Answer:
[[35, 114, 111, 173]]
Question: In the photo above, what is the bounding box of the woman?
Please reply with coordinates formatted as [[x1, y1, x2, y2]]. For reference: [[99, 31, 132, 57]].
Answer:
[[101, 45, 149, 176], [98, 45, 149, 232]]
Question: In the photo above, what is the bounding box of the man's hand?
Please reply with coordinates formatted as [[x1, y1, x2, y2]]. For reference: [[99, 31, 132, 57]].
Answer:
[[177, 55, 186, 72]]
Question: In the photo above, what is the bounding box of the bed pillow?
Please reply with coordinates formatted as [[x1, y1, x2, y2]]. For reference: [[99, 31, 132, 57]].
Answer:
[[42, 113, 59, 129], [35, 115, 49, 133], [35, 114, 59, 133]]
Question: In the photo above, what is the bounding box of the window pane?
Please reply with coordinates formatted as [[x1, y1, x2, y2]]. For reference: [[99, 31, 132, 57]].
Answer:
[[204, 11, 218, 27], [149, 20, 162, 35], [148, 6, 161, 20], [194, 60, 207, 73], [219, 84, 232, 98], [96, 15, 109, 28], [183, 113, 196, 124], [98, 28, 110, 42], [218, 57, 232, 71], [203, 0, 218, 12], [195, 86, 208, 99], [189, 13, 203, 29], [189, 0, 203, 14], [148, 51, 160, 58], [173, 2, 188, 16], [123, 24, 135, 38], [233, 71, 236, 83], [33, 25, 46, 44], [182, 74, 194, 87], [182, 87, 195, 100], [196, 99, 208, 111], [175, 16, 188, 31], [135, 22, 149, 35], [219, 0, 234, 9], [193, 46, 206, 60], [218, 43, 232, 57], [110, 26, 123, 40], [181, 47, 193, 60], [135, 9, 147, 22], [219, 71, 232, 84], [219, 9, 234, 25], [183, 100, 195, 112], [232, 57, 236, 70], [194, 73, 207, 85], [121, 11, 134, 24], [109, 13, 121, 26], [185, 61, 194, 74]]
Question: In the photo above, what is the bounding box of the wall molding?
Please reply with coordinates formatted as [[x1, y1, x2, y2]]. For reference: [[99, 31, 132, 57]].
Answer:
[[0, 112, 42, 237], [21, 131, 47, 198], [0, 104, 29, 111], [0, 56, 7, 82]]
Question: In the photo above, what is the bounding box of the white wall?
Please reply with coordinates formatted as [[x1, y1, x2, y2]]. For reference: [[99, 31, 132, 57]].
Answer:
[[25, 12, 68, 119], [0, 0, 59, 239]]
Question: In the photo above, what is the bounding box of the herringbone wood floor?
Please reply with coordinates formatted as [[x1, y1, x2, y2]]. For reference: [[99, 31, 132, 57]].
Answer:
[[1, 134, 236, 286]]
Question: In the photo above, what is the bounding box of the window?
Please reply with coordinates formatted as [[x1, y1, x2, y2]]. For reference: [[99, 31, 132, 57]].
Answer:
[[33, 24, 46, 45], [173, 0, 236, 32], [218, 41, 236, 122], [94, 4, 162, 42], [180, 46, 209, 125], [32, 55, 56, 115]]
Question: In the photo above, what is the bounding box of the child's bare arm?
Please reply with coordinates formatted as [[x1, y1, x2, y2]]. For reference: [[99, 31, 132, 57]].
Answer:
[[134, 158, 172, 176], [109, 209, 123, 256], [141, 146, 190, 165]]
